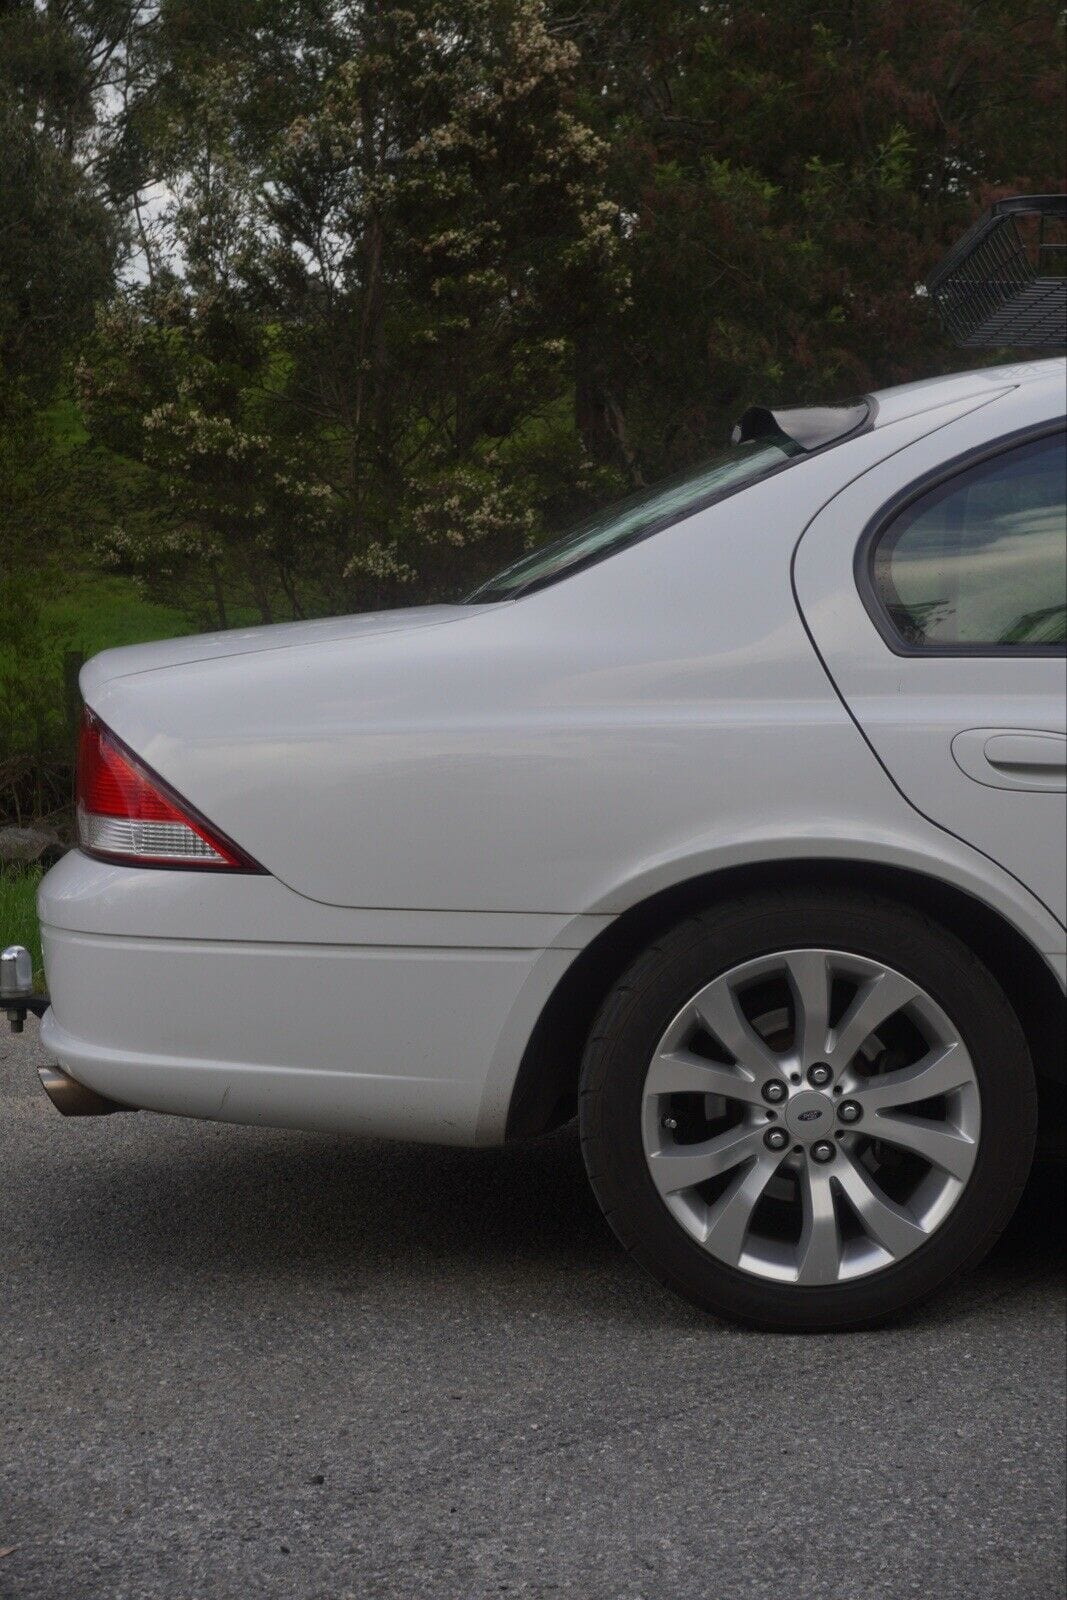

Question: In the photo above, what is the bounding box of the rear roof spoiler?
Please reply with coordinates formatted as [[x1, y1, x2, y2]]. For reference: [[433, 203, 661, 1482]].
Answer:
[[731, 401, 871, 452]]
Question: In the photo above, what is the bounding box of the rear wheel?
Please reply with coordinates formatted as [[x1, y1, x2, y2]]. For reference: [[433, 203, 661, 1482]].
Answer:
[[579, 891, 1037, 1331]]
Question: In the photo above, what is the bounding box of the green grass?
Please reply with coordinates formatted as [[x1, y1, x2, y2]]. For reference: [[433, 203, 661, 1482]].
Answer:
[[0, 867, 45, 988], [43, 572, 192, 659], [0, 571, 193, 706]]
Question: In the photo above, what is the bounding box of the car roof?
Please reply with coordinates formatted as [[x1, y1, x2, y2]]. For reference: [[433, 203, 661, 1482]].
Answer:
[[869, 356, 1066, 426]]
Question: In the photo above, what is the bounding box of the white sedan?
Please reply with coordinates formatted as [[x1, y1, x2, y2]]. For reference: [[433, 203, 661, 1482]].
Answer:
[[29, 356, 1067, 1329]]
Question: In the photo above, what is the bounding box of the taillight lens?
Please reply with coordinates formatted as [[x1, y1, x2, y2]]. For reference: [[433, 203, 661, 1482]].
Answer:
[[76, 708, 263, 872]]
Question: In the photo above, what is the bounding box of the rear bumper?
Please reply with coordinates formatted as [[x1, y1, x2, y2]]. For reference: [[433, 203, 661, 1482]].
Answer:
[[39, 919, 549, 1143], [37, 852, 597, 1144]]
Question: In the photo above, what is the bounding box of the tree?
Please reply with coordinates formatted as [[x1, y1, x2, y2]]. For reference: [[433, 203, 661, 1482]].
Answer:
[[0, 0, 125, 811], [80, 0, 628, 621], [5, 0, 1066, 629], [554, 0, 1066, 471], [0, 0, 125, 400]]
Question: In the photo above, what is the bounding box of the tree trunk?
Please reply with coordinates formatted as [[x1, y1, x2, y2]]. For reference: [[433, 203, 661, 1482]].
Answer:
[[575, 334, 643, 487]]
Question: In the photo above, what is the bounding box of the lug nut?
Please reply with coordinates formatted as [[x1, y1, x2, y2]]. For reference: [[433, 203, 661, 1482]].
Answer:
[[837, 1101, 862, 1124], [764, 1127, 789, 1151], [662, 1115, 678, 1131], [810, 1141, 835, 1164], [808, 1063, 833, 1087], [762, 1080, 787, 1104]]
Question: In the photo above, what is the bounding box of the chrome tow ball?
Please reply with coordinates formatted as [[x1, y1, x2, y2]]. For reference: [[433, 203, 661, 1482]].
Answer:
[[2, 945, 47, 1034]]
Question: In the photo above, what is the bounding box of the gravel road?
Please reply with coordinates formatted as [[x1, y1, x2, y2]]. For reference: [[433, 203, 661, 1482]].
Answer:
[[2, 1019, 1064, 1600]]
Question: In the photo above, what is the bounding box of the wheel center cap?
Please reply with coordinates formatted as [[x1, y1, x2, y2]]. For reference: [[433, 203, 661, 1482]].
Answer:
[[784, 1090, 835, 1142]]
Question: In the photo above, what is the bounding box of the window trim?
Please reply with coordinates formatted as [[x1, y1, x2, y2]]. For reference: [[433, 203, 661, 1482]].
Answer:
[[855, 418, 1067, 659]]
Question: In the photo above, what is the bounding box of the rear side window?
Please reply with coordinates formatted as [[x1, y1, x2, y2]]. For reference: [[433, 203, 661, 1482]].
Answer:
[[869, 432, 1066, 650]]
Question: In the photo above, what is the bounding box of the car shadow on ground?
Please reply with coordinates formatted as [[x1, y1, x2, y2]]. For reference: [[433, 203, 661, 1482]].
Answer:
[[59, 1119, 620, 1277], [27, 1095, 1066, 1331]]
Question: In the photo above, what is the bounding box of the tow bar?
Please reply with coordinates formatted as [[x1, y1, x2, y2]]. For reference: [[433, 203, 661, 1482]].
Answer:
[[1, 945, 48, 1033]]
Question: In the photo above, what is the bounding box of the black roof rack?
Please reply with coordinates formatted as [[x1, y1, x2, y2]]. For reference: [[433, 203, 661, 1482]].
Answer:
[[927, 194, 1067, 349]]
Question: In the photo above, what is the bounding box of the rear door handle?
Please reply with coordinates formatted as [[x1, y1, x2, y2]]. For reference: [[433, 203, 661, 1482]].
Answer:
[[952, 728, 1067, 792], [983, 732, 1066, 770]]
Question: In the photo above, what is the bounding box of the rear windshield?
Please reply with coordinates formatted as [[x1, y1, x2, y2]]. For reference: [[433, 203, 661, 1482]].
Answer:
[[467, 435, 804, 602]]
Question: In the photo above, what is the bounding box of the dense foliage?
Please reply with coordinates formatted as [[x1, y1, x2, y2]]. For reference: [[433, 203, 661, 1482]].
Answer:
[[1, 0, 1064, 816]]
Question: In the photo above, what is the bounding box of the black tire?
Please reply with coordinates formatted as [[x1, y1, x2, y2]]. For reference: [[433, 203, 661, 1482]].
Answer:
[[579, 889, 1037, 1331]]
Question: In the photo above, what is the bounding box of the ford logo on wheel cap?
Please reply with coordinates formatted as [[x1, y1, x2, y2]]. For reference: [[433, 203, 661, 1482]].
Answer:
[[797, 1108, 823, 1122]]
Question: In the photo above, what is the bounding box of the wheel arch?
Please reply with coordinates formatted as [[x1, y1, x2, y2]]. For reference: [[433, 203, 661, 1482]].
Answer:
[[504, 857, 1065, 1142]]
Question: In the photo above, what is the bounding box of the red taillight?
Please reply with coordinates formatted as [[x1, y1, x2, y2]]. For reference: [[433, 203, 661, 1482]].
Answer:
[[76, 708, 263, 872]]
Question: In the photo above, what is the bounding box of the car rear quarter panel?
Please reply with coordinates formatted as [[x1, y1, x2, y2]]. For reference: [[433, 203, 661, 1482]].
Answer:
[[84, 392, 1009, 920]]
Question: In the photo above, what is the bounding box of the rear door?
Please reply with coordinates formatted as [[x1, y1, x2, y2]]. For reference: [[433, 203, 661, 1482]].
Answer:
[[794, 381, 1067, 926]]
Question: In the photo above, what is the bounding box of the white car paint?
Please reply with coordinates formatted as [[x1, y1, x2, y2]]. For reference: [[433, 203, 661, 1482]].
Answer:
[[38, 358, 1066, 1143]]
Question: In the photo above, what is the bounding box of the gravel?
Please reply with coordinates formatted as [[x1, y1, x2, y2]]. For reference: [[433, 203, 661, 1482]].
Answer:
[[2, 1019, 1064, 1600]]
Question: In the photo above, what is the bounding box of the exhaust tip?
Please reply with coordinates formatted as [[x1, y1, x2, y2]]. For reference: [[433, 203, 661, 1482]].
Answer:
[[38, 1063, 128, 1117]]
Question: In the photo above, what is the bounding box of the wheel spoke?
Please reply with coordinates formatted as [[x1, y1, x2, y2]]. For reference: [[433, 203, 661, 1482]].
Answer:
[[833, 1150, 928, 1260], [786, 950, 832, 1067], [829, 969, 921, 1068], [868, 1112, 976, 1180], [700, 1153, 781, 1264], [796, 1165, 842, 1285], [693, 975, 780, 1075], [645, 1049, 765, 1106], [647, 1125, 766, 1197], [852, 1042, 973, 1113]]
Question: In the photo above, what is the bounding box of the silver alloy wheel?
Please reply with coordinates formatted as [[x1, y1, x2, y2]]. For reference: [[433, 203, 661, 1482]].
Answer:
[[641, 949, 981, 1285]]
